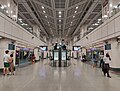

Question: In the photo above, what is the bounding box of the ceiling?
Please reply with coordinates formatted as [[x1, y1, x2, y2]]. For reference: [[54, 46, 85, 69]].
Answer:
[[16, 0, 102, 42]]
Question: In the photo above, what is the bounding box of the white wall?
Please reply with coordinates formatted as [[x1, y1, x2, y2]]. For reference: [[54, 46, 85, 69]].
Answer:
[[76, 10, 120, 68], [0, 12, 44, 47], [76, 10, 120, 47]]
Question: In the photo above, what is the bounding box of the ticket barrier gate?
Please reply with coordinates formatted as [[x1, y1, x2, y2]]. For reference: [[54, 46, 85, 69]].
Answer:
[[50, 49, 71, 67]]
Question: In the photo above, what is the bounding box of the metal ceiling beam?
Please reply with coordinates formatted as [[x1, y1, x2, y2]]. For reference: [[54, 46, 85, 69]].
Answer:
[[66, 0, 90, 37], [67, 0, 88, 10], [63, 0, 69, 38], [51, 0, 58, 37], [18, 0, 49, 38], [87, 11, 102, 28], [25, 0, 49, 38], [72, 0, 101, 36], [18, 11, 33, 26], [32, 0, 52, 10]]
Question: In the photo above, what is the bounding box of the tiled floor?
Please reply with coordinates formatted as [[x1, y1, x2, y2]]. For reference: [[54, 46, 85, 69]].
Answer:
[[0, 60, 120, 91]]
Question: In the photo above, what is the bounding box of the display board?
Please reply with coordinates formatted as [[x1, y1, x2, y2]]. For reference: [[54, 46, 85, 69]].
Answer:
[[54, 51, 59, 60], [61, 51, 66, 60]]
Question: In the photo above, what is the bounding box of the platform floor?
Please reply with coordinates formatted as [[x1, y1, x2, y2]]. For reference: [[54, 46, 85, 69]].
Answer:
[[0, 60, 120, 91]]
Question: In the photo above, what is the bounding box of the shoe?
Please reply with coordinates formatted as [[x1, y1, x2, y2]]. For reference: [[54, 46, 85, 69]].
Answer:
[[107, 76, 111, 78]]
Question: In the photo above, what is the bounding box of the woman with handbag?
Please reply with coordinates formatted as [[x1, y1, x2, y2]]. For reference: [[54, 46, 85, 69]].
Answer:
[[102, 53, 111, 78], [9, 54, 14, 75]]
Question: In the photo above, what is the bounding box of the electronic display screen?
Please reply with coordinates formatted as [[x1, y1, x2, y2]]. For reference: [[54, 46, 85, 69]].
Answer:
[[105, 44, 111, 50], [40, 46, 48, 51], [8, 44, 15, 50], [73, 46, 80, 51]]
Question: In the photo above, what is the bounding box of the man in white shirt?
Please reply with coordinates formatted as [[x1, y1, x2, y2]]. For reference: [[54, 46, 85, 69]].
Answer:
[[3, 50, 10, 76]]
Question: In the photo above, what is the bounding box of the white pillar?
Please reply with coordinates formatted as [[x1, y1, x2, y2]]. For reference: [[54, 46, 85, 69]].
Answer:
[[0, 39, 16, 68], [104, 39, 120, 68]]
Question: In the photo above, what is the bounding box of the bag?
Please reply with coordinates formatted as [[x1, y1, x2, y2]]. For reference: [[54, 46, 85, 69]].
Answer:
[[9, 66, 15, 72]]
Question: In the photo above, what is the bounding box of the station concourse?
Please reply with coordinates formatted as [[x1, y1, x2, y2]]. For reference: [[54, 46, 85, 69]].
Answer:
[[0, 0, 120, 91]]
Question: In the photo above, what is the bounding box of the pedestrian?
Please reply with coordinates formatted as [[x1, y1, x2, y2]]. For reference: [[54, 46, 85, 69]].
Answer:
[[99, 52, 104, 68], [102, 53, 111, 78], [9, 54, 14, 75], [32, 54, 35, 64], [3, 50, 10, 76], [93, 54, 98, 68]]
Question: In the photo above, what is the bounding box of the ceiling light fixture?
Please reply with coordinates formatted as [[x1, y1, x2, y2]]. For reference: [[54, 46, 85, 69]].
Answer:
[[8, 3, 10, 7], [75, 11, 77, 13], [104, 15, 108, 18], [94, 23, 99, 26], [45, 16, 47, 18], [18, 18, 22, 21], [59, 20, 61, 22], [43, 11, 46, 13], [59, 11, 62, 14], [73, 16, 75, 18], [0, 36, 2, 39], [1, 6, 4, 9], [89, 27, 93, 30], [6, 10, 8, 13], [59, 15, 61, 18], [41, 6, 44, 9], [76, 6, 78, 9], [98, 18, 102, 21], [13, 15, 16, 17]]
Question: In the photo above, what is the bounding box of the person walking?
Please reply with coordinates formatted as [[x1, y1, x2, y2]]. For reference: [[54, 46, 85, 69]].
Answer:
[[99, 52, 104, 68], [9, 54, 14, 75], [3, 50, 10, 76], [102, 53, 111, 78], [32, 54, 35, 64]]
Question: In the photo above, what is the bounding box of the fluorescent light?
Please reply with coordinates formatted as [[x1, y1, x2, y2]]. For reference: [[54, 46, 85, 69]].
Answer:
[[98, 18, 102, 21], [89, 27, 93, 29], [94, 23, 99, 26], [41, 6, 44, 9], [1, 6, 4, 9], [59, 15, 61, 18], [76, 6, 78, 9], [75, 11, 77, 13], [73, 16, 75, 18], [45, 16, 47, 18], [103, 15, 108, 18], [43, 11, 46, 13], [6, 10, 8, 13], [0, 36, 2, 39], [25, 24, 28, 26], [113, 6, 117, 8], [8, 3, 10, 7], [21, 23, 24, 26], [18, 18, 22, 21], [59, 11, 62, 14], [110, 4, 112, 7], [59, 20, 61, 22], [13, 15, 16, 17]]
